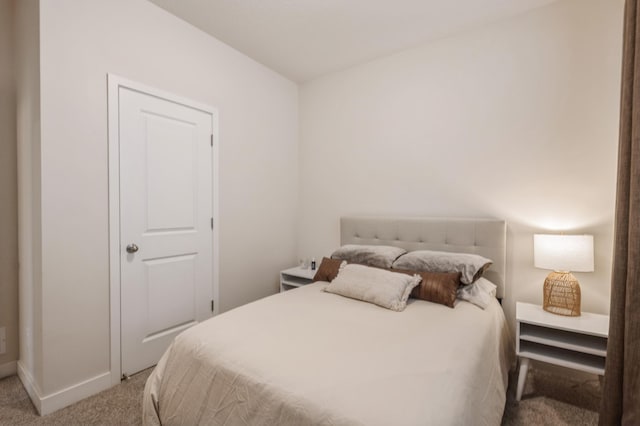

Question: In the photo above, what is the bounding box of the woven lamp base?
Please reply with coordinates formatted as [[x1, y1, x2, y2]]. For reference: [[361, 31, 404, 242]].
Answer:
[[543, 271, 581, 316]]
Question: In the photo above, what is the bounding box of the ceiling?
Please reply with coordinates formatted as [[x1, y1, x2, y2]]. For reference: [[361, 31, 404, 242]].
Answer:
[[148, 0, 558, 83]]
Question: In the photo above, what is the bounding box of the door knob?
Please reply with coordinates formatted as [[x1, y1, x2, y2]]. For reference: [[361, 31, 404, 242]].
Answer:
[[126, 243, 139, 254]]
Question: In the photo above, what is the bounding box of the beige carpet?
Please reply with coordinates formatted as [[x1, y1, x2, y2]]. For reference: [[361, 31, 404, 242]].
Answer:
[[502, 367, 600, 426], [0, 369, 151, 425], [0, 367, 600, 425]]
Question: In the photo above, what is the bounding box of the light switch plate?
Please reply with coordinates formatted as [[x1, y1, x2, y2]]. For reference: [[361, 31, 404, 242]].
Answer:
[[0, 327, 6, 355]]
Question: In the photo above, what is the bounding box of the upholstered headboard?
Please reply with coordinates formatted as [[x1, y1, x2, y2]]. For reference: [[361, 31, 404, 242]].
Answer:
[[340, 216, 507, 298]]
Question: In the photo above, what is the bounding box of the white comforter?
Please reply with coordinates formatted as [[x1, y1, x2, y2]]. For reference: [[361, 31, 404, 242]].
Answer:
[[143, 282, 513, 426]]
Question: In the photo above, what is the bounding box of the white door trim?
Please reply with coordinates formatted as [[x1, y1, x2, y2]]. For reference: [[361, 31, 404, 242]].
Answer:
[[107, 74, 220, 385]]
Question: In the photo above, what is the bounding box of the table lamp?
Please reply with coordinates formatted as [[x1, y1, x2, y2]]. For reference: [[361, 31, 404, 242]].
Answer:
[[533, 234, 594, 316]]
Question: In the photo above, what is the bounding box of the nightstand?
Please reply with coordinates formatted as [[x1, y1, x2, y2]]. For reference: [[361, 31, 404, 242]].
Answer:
[[515, 302, 609, 401], [280, 266, 317, 292]]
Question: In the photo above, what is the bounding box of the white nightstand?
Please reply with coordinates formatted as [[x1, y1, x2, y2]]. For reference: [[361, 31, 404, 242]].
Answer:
[[515, 302, 609, 401], [280, 266, 317, 292]]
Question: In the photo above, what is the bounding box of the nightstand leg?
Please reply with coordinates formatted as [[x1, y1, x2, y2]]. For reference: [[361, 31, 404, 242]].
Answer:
[[516, 357, 530, 402]]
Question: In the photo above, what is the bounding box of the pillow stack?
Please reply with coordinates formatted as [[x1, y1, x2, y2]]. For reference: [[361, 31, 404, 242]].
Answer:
[[315, 244, 497, 311]]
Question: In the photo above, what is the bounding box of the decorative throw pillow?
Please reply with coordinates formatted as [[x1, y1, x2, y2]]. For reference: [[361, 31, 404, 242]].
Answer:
[[330, 244, 407, 269], [393, 269, 460, 308], [312, 257, 346, 282], [392, 250, 492, 284], [324, 264, 420, 311], [457, 277, 498, 309]]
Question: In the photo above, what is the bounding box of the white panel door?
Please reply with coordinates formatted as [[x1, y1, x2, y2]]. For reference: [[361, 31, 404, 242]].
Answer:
[[119, 87, 213, 377]]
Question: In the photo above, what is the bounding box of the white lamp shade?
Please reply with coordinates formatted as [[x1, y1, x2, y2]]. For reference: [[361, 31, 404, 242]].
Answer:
[[534, 234, 594, 272]]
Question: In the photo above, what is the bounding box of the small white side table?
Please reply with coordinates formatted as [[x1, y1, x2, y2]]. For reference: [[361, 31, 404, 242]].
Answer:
[[515, 302, 609, 401], [280, 266, 317, 292]]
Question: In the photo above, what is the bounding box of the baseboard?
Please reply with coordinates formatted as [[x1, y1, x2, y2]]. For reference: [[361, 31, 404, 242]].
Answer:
[[0, 360, 17, 378], [18, 361, 113, 416], [17, 360, 43, 414], [39, 371, 112, 415]]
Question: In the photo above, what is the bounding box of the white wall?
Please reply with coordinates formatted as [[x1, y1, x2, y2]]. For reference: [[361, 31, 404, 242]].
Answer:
[[299, 0, 623, 327], [0, 0, 19, 375], [21, 0, 298, 409]]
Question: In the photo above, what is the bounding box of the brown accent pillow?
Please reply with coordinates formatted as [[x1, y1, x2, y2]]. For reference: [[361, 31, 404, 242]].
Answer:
[[313, 257, 346, 282], [393, 269, 461, 308]]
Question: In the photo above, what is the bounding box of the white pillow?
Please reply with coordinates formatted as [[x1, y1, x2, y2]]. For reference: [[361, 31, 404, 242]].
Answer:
[[324, 264, 421, 311], [456, 277, 497, 309]]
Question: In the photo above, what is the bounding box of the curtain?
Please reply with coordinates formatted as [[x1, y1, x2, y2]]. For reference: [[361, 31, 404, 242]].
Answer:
[[599, 1, 640, 424]]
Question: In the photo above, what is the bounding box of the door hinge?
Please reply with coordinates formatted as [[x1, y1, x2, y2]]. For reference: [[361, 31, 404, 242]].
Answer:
[[211, 300, 215, 312], [210, 134, 213, 146], [211, 217, 214, 229]]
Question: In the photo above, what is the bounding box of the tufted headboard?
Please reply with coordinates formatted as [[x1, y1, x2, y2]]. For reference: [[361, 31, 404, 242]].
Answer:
[[340, 216, 507, 298]]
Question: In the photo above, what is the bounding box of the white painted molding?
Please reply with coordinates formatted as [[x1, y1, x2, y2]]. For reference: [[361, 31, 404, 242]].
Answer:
[[39, 371, 112, 416], [0, 360, 17, 378], [17, 361, 43, 414], [107, 73, 122, 386], [18, 360, 112, 416]]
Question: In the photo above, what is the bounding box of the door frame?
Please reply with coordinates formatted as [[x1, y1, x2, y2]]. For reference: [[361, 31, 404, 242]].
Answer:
[[107, 74, 220, 385]]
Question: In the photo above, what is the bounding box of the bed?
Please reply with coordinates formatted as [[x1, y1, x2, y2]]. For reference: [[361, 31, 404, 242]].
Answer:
[[143, 217, 513, 425]]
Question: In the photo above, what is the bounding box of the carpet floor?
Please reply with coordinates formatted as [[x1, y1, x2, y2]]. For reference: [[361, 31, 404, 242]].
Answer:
[[0, 367, 600, 425], [502, 368, 600, 426], [0, 369, 151, 426]]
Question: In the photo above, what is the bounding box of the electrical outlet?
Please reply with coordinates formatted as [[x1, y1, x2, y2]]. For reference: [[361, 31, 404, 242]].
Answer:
[[0, 327, 6, 355]]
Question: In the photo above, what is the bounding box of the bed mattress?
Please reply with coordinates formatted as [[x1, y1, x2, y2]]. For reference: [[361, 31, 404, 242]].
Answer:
[[143, 282, 513, 426]]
